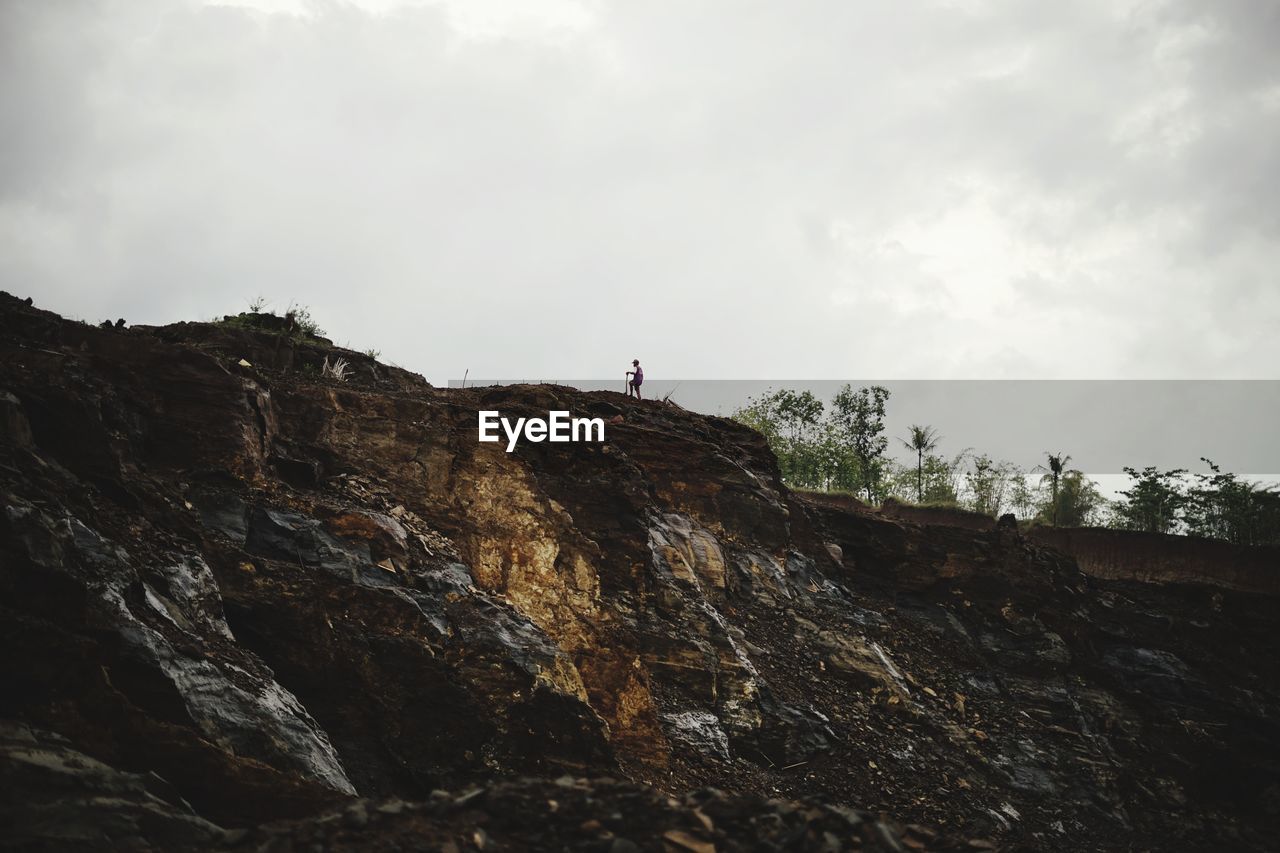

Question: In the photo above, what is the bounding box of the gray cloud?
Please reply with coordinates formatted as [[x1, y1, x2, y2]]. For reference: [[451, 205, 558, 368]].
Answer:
[[2, 0, 1278, 383]]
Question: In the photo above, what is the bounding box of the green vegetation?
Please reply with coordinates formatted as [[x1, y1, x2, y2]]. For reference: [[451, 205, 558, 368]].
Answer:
[[1112, 466, 1186, 534], [217, 302, 326, 342], [900, 425, 942, 503], [284, 303, 325, 339], [1111, 459, 1280, 545], [733, 385, 891, 501], [1042, 452, 1071, 527], [1045, 468, 1106, 528], [732, 388, 1278, 545], [831, 385, 891, 502], [887, 449, 965, 506]]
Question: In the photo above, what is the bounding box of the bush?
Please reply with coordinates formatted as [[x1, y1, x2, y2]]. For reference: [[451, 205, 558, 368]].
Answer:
[[284, 303, 324, 339], [216, 299, 325, 342]]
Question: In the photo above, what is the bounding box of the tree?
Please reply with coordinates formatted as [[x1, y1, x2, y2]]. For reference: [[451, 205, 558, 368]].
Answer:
[[1112, 466, 1187, 533], [899, 425, 942, 503], [830, 385, 891, 502], [922, 452, 965, 505], [732, 389, 825, 489], [1007, 470, 1037, 521], [964, 454, 1018, 517], [1041, 452, 1072, 526], [772, 389, 825, 487], [731, 394, 782, 444], [885, 451, 965, 506], [815, 420, 862, 493], [1183, 459, 1280, 546], [1037, 469, 1105, 527]]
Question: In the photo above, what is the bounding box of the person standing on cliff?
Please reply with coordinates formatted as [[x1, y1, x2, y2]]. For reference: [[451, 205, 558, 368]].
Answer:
[[626, 359, 643, 400]]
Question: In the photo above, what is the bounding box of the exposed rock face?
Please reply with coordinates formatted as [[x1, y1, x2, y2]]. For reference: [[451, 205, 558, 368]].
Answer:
[[1, 291, 1278, 850], [871, 499, 1280, 596], [0, 721, 230, 851], [1029, 525, 1280, 595]]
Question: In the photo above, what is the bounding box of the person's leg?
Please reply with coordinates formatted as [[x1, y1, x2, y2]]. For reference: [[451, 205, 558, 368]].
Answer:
[[635, 383, 642, 400]]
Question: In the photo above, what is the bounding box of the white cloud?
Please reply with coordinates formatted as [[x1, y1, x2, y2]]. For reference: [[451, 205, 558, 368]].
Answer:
[[1, 0, 1277, 382]]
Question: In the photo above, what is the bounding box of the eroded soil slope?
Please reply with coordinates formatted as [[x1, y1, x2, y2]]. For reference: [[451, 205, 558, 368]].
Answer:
[[1, 293, 1277, 851]]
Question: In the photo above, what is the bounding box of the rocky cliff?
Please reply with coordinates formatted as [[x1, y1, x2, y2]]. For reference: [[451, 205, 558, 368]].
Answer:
[[2, 292, 1278, 851], [1027, 526, 1280, 596], [874, 499, 1280, 596]]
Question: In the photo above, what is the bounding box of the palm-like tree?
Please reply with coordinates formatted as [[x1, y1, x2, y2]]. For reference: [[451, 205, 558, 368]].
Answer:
[[900, 425, 942, 503], [1043, 452, 1072, 526]]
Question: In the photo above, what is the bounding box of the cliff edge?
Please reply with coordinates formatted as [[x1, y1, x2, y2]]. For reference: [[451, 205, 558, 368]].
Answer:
[[2, 293, 1277, 851]]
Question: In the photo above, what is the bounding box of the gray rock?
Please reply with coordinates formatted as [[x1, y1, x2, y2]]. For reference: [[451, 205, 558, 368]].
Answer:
[[0, 721, 229, 850], [4, 499, 356, 795], [245, 506, 393, 587], [190, 489, 249, 544], [663, 711, 732, 760]]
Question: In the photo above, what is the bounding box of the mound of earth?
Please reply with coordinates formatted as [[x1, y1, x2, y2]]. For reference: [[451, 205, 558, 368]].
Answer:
[[1, 291, 1277, 850]]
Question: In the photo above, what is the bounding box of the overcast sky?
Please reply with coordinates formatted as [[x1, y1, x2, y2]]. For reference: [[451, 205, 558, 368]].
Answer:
[[2, 0, 1278, 384]]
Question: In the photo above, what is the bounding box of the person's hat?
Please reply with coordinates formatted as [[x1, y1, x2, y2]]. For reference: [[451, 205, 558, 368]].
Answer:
[[632, 359, 639, 365]]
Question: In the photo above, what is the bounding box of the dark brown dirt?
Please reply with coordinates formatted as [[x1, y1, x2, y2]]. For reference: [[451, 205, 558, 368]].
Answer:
[[2, 291, 1278, 851]]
